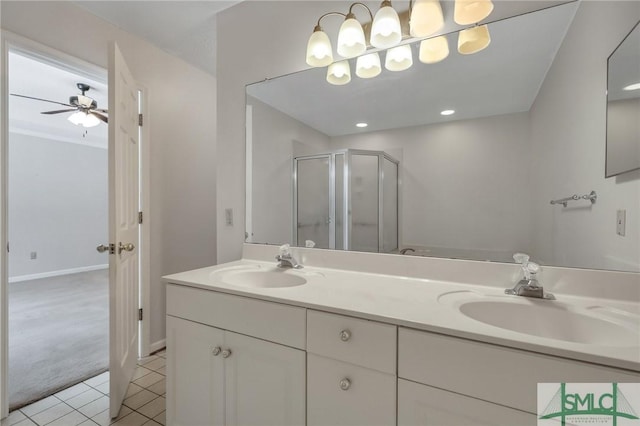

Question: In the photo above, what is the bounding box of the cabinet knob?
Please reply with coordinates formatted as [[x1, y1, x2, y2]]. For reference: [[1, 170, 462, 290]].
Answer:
[[339, 378, 351, 391], [339, 329, 351, 342], [212, 346, 222, 356], [222, 348, 232, 358]]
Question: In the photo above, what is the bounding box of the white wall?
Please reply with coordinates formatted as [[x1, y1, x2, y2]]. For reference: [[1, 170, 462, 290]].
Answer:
[[529, 1, 640, 272], [8, 132, 107, 279], [331, 112, 532, 261], [247, 96, 329, 246], [1, 1, 218, 346]]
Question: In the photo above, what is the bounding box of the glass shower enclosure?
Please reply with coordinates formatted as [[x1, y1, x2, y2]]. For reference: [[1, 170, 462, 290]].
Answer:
[[293, 149, 399, 253]]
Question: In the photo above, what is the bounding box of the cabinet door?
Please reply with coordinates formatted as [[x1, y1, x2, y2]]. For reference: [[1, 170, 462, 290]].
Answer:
[[398, 379, 535, 426], [307, 354, 396, 426], [166, 316, 225, 426], [224, 331, 306, 426]]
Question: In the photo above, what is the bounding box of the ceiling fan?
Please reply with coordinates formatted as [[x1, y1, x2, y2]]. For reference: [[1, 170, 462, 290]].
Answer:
[[10, 82, 108, 127]]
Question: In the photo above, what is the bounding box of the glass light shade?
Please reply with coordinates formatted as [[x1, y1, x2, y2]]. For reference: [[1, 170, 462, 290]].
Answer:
[[457, 24, 491, 55], [306, 29, 333, 67], [83, 113, 101, 128], [67, 111, 86, 126], [337, 18, 366, 58], [356, 53, 382, 78], [385, 44, 413, 72], [454, 0, 494, 25], [371, 5, 402, 48], [410, 0, 444, 38], [327, 60, 352, 85], [419, 36, 449, 64]]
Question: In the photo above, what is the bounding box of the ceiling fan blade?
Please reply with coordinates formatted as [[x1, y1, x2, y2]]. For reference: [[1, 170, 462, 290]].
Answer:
[[10, 93, 74, 107], [89, 111, 108, 123], [41, 109, 78, 115]]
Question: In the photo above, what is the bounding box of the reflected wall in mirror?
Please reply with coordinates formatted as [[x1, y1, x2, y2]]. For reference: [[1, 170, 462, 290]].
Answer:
[[606, 20, 640, 178], [246, 1, 640, 273]]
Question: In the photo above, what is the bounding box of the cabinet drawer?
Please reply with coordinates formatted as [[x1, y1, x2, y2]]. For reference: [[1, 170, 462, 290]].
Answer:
[[307, 354, 396, 426], [398, 379, 535, 426], [399, 327, 639, 414], [307, 310, 396, 373], [167, 284, 306, 349]]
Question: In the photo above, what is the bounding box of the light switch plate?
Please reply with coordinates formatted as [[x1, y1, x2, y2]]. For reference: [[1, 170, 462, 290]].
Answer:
[[225, 208, 234, 226], [616, 210, 626, 236]]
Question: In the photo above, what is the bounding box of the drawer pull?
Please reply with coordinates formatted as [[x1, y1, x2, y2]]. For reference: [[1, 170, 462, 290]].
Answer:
[[339, 329, 352, 342], [212, 346, 222, 356], [339, 378, 351, 391], [222, 348, 232, 358]]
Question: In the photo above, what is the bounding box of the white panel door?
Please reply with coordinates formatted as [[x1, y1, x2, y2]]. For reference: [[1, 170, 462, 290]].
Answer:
[[224, 331, 306, 426], [166, 316, 225, 426], [108, 42, 140, 418]]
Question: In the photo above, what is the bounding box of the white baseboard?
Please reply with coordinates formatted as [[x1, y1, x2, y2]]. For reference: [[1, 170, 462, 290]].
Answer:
[[150, 339, 166, 354], [9, 264, 109, 283]]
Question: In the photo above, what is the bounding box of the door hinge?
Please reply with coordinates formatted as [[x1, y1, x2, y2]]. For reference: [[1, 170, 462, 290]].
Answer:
[[138, 308, 143, 321], [138, 113, 143, 126], [6, 242, 9, 253], [138, 211, 143, 224]]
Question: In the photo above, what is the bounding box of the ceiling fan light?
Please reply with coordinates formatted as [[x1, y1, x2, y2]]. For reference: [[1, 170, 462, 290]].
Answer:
[[410, 0, 444, 38], [419, 35, 449, 64], [327, 60, 352, 85], [356, 53, 382, 78], [68, 111, 86, 126], [371, 2, 402, 49], [337, 17, 367, 58], [457, 24, 491, 55], [83, 113, 101, 128], [306, 27, 334, 67], [385, 44, 413, 72], [454, 0, 494, 25]]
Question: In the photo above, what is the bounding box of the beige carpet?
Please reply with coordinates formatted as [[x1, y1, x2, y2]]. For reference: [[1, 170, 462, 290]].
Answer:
[[8, 269, 109, 410]]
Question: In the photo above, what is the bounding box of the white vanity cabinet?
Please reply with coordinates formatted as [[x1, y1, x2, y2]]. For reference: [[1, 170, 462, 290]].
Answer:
[[166, 285, 306, 426], [306, 310, 397, 426]]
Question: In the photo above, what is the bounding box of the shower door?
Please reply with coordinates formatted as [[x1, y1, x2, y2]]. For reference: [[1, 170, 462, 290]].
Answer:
[[294, 155, 332, 249]]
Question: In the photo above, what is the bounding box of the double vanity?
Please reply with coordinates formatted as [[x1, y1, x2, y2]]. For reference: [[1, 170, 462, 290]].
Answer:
[[164, 244, 639, 425]]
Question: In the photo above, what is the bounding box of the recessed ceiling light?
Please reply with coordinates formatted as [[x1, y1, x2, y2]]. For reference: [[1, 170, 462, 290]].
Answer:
[[440, 109, 455, 116], [623, 82, 640, 91], [356, 122, 368, 128]]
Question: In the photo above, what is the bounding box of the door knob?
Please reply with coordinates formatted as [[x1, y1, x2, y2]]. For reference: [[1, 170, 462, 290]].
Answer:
[[212, 346, 222, 356], [222, 349, 232, 358], [96, 244, 113, 254], [118, 242, 135, 254], [339, 378, 351, 391]]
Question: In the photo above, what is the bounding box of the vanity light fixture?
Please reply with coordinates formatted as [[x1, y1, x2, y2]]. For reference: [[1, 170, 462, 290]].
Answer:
[[356, 122, 369, 128], [458, 24, 491, 54], [68, 111, 100, 128], [307, 0, 493, 85], [440, 109, 455, 115], [419, 35, 449, 64], [410, 0, 445, 38], [327, 60, 352, 85], [623, 82, 640, 91], [356, 52, 382, 78], [454, 0, 494, 25], [385, 44, 413, 71]]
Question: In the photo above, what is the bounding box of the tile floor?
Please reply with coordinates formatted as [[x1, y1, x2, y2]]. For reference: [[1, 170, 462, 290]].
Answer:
[[2, 350, 166, 426]]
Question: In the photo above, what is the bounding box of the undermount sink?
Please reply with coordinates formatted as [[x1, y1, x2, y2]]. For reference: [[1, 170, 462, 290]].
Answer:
[[211, 266, 308, 288], [459, 300, 638, 346]]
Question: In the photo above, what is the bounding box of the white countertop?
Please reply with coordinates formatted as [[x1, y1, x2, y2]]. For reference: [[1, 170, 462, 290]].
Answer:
[[163, 259, 640, 373]]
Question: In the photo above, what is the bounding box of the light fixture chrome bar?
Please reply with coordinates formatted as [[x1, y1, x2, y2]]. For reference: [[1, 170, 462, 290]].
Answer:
[[550, 191, 597, 207]]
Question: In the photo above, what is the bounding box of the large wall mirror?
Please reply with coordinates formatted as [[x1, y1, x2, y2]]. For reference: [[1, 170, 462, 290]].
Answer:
[[246, 1, 640, 273], [606, 20, 640, 178]]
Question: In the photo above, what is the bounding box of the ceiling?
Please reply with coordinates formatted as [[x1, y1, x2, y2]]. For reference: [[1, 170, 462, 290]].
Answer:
[[74, 1, 242, 76], [247, 2, 579, 137], [8, 52, 108, 148]]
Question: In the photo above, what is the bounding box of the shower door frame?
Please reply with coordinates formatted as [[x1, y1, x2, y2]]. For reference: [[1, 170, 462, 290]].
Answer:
[[293, 149, 399, 253]]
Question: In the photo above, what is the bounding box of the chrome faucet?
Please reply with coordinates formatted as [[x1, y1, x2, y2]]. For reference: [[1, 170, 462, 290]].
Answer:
[[505, 253, 554, 300], [276, 244, 303, 269]]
